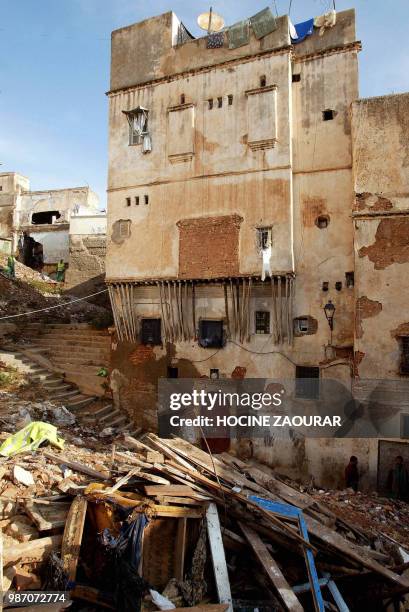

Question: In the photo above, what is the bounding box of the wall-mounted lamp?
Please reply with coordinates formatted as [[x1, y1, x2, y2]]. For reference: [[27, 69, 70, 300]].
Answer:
[[324, 300, 336, 331]]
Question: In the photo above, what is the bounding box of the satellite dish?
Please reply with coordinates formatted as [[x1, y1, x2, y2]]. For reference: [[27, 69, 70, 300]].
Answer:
[[197, 8, 225, 33]]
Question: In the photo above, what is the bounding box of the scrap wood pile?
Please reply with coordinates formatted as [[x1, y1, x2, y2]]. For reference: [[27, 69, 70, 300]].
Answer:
[[1, 433, 409, 611]]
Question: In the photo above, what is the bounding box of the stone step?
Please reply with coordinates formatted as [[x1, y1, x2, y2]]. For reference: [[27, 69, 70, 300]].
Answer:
[[43, 383, 73, 393], [30, 372, 62, 383], [41, 378, 66, 388], [48, 388, 79, 400], [108, 414, 128, 428], [66, 395, 97, 410], [48, 356, 108, 367], [32, 338, 110, 349], [25, 323, 109, 333], [90, 404, 113, 418], [99, 408, 120, 423], [38, 348, 110, 360]]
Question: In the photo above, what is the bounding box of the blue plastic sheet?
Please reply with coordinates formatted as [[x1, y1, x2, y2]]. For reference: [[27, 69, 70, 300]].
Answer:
[[291, 18, 314, 44]]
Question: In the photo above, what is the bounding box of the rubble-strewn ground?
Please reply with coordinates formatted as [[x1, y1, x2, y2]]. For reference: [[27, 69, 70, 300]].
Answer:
[[312, 488, 409, 549], [0, 371, 409, 610], [0, 256, 108, 324]]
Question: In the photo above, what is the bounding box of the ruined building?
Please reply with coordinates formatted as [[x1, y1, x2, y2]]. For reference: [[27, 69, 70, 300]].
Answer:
[[0, 172, 106, 281], [106, 8, 409, 489]]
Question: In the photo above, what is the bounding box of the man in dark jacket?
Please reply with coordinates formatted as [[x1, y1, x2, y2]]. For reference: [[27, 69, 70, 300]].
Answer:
[[345, 455, 359, 492]]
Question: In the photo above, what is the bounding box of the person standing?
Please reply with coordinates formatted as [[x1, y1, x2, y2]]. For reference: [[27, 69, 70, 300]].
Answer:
[[387, 455, 409, 500], [345, 455, 359, 492], [5, 255, 15, 279], [56, 259, 66, 282]]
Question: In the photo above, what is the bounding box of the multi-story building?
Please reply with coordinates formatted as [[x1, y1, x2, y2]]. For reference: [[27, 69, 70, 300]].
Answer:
[[106, 8, 409, 489]]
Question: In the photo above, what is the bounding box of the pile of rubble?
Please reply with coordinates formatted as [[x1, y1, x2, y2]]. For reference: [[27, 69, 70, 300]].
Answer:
[[1, 426, 409, 610], [312, 488, 409, 550]]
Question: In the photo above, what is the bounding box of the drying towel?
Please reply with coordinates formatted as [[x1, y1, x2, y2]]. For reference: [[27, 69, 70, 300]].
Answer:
[[0, 421, 64, 457], [250, 7, 277, 40], [291, 18, 314, 44], [228, 20, 250, 49]]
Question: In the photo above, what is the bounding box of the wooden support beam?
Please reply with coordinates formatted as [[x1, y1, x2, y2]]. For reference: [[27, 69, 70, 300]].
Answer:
[[239, 522, 303, 612], [174, 517, 187, 581], [61, 497, 88, 582], [206, 503, 233, 612], [3, 535, 62, 567]]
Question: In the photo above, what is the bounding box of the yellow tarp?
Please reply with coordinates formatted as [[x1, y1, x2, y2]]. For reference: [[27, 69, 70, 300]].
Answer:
[[0, 421, 64, 457]]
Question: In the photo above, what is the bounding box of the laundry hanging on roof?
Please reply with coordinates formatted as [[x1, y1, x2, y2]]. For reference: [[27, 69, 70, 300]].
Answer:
[[250, 7, 277, 40], [314, 10, 337, 36], [207, 31, 224, 49], [290, 18, 314, 44], [227, 19, 250, 49], [289, 20, 298, 40]]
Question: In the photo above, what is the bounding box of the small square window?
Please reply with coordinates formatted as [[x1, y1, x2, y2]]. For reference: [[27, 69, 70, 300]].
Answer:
[[217, 97, 223, 108], [255, 311, 270, 334], [292, 73, 301, 82], [295, 318, 309, 333], [260, 75, 266, 87], [296, 366, 320, 399], [345, 272, 354, 288], [126, 197, 131, 207], [144, 195, 149, 205], [0, 186, 3, 191], [135, 196, 140, 206], [228, 95, 233, 106], [208, 99, 213, 110], [180, 94, 185, 104], [322, 109, 335, 121], [199, 320, 223, 348], [141, 318, 161, 345], [257, 227, 272, 251]]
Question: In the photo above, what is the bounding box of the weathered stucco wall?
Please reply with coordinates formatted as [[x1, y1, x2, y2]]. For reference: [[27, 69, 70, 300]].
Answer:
[[352, 94, 409, 387], [107, 11, 409, 487], [0, 173, 30, 240]]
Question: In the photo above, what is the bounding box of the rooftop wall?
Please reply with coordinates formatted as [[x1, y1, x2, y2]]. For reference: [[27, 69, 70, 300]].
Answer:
[[110, 9, 357, 92]]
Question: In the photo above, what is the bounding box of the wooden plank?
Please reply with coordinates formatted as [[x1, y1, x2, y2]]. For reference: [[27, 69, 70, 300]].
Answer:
[[24, 500, 70, 531], [157, 497, 207, 506], [173, 517, 187, 581], [165, 458, 317, 552], [172, 607, 229, 612], [106, 468, 140, 493], [144, 485, 197, 497], [159, 437, 266, 494], [303, 514, 409, 589], [206, 503, 233, 612], [162, 438, 409, 588], [61, 497, 88, 582], [3, 535, 62, 566], [44, 451, 109, 481], [239, 521, 303, 612]]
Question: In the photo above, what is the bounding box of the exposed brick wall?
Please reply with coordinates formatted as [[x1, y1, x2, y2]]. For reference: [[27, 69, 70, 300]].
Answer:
[[177, 214, 242, 279]]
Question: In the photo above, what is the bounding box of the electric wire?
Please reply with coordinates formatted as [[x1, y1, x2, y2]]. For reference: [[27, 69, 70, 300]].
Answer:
[[0, 288, 109, 320]]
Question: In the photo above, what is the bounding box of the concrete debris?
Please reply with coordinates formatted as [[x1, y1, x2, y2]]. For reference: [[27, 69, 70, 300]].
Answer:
[[13, 465, 35, 487]]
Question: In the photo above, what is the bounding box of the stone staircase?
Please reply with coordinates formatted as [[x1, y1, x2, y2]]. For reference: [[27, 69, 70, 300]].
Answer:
[[21, 323, 111, 397], [0, 348, 135, 434]]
